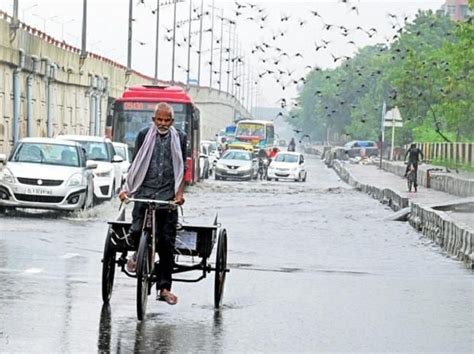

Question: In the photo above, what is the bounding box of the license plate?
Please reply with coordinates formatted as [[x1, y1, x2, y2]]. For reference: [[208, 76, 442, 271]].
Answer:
[[227, 170, 238, 174], [25, 187, 53, 195]]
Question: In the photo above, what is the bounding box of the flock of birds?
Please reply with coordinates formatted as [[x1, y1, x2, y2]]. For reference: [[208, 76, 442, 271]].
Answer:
[[131, 0, 464, 134]]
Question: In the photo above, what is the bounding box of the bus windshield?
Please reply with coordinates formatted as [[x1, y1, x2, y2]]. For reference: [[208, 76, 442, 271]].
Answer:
[[113, 103, 188, 148], [235, 123, 265, 138]]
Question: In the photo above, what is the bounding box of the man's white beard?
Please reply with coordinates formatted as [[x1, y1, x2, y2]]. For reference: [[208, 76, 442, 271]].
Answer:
[[158, 128, 169, 135]]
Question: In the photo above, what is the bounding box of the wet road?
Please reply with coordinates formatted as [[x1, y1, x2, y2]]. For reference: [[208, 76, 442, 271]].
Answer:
[[1, 156, 473, 353]]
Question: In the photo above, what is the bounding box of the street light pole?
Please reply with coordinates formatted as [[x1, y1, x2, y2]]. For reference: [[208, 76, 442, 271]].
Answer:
[[154, 0, 160, 83], [218, 9, 224, 92], [197, 0, 204, 86], [22, 3, 38, 22], [81, 0, 87, 59], [208, 0, 215, 88], [226, 23, 231, 94], [171, 0, 178, 83], [127, 0, 133, 72], [186, 0, 193, 85]]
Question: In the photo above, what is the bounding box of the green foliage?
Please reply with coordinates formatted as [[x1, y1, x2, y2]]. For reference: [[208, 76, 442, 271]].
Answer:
[[293, 9, 474, 144]]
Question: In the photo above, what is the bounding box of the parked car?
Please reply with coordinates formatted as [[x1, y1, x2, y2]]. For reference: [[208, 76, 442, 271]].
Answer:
[[57, 135, 123, 201], [344, 140, 379, 158], [0, 137, 96, 212], [201, 139, 220, 173], [112, 142, 131, 187], [267, 151, 307, 182], [214, 149, 258, 181], [199, 144, 211, 179]]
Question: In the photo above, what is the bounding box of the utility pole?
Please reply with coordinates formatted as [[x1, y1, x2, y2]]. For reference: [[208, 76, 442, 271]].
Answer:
[[218, 9, 224, 92], [80, 0, 87, 60], [208, 0, 215, 88], [11, 0, 19, 30], [171, 0, 178, 83], [231, 32, 237, 97], [379, 100, 386, 169], [197, 0, 204, 85], [226, 22, 232, 95], [154, 0, 160, 83], [127, 0, 133, 72], [186, 0, 193, 85]]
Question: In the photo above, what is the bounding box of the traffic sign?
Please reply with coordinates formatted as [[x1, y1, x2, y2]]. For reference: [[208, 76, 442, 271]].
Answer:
[[384, 106, 403, 127]]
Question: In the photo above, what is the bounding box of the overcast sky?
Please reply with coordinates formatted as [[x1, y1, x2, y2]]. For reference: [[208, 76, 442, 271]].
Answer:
[[1, 0, 445, 108]]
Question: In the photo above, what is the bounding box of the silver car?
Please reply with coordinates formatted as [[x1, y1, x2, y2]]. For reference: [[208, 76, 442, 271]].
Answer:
[[0, 137, 96, 212], [214, 149, 258, 181]]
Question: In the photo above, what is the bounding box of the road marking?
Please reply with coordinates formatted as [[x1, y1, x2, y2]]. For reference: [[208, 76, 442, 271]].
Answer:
[[23, 268, 43, 274], [59, 253, 80, 259]]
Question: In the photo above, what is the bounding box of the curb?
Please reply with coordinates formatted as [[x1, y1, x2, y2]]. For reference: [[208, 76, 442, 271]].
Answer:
[[331, 160, 473, 269]]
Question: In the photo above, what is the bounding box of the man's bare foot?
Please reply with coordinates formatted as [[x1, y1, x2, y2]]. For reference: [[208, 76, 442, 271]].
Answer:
[[158, 289, 178, 305]]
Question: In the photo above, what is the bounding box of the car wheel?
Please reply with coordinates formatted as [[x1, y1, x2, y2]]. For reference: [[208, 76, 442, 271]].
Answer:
[[0, 206, 6, 214], [303, 173, 307, 182], [215, 175, 221, 181], [275, 178, 279, 182]]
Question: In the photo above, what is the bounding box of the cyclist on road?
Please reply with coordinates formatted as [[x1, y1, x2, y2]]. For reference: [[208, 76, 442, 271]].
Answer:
[[404, 143, 424, 189], [118, 102, 186, 305]]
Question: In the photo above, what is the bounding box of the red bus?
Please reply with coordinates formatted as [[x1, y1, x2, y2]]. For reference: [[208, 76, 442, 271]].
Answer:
[[106, 85, 200, 184]]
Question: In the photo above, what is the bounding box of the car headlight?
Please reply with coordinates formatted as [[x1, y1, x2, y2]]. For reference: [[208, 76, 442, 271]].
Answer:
[[95, 170, 112, 177], [67, 173, 85, 186], [0, 168, 14, 183], [216, 163, 225, 169]]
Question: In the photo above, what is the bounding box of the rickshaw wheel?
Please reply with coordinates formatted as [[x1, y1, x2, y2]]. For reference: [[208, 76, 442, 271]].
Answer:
[[101, 226, 116, 303], [136, 231, 151, 321], [214, 228, 228, 309]]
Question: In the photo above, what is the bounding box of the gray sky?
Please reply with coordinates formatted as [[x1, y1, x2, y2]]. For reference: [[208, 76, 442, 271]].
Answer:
[[1, 0, 445, 107]]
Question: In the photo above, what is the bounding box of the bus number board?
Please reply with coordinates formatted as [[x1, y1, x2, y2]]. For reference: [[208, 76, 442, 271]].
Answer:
[[123, 102, 156, 111]]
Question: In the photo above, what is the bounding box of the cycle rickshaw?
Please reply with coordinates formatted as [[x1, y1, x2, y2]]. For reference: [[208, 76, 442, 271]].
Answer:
[[101, 198, 228, 320]]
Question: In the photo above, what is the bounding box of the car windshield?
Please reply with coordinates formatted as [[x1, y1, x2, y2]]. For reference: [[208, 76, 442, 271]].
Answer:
[[13, 143, 80, 167], [113, 145, 127, 161], [275, 154, 298, 163], [75, 141, 109, 161], [222, 151, 251, 161]]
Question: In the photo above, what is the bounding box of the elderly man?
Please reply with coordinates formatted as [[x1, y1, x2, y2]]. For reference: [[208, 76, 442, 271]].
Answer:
[[119, 102, 186, 305]]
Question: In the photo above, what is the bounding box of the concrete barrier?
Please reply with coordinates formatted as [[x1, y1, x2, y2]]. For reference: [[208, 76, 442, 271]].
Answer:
[[410, 204, 473, 269]]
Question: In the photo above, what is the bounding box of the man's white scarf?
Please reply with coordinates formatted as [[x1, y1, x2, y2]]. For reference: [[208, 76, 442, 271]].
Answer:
[[123, 125, 184, 196]]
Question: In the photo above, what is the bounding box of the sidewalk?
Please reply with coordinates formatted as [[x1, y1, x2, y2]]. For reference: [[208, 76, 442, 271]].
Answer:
[[331, 159, 474, 268], [340, 161, 474, 229]]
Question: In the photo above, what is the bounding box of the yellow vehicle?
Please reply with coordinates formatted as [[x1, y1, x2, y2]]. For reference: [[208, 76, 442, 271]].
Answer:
[[226, 141, 255, 153], [234, 120, 275, 154]]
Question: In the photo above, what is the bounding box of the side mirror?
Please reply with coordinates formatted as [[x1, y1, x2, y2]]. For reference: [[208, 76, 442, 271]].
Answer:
[[112, 155, 123, 163], [86, 160, 98, 169], [0, 153, 6, 164]]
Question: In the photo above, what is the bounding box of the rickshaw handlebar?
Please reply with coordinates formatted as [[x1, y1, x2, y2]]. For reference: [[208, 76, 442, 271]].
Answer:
[[124, 197, 178, 208]]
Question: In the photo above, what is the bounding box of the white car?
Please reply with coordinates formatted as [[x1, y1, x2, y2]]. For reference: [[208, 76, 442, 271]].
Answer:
[[267, 151, 307, 182], [112, 142, 131, 187], [57, 135, 123, 201], [0, 137, 96, 212], [201, 140, 220, 173], [214, 149, 258, 181]]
